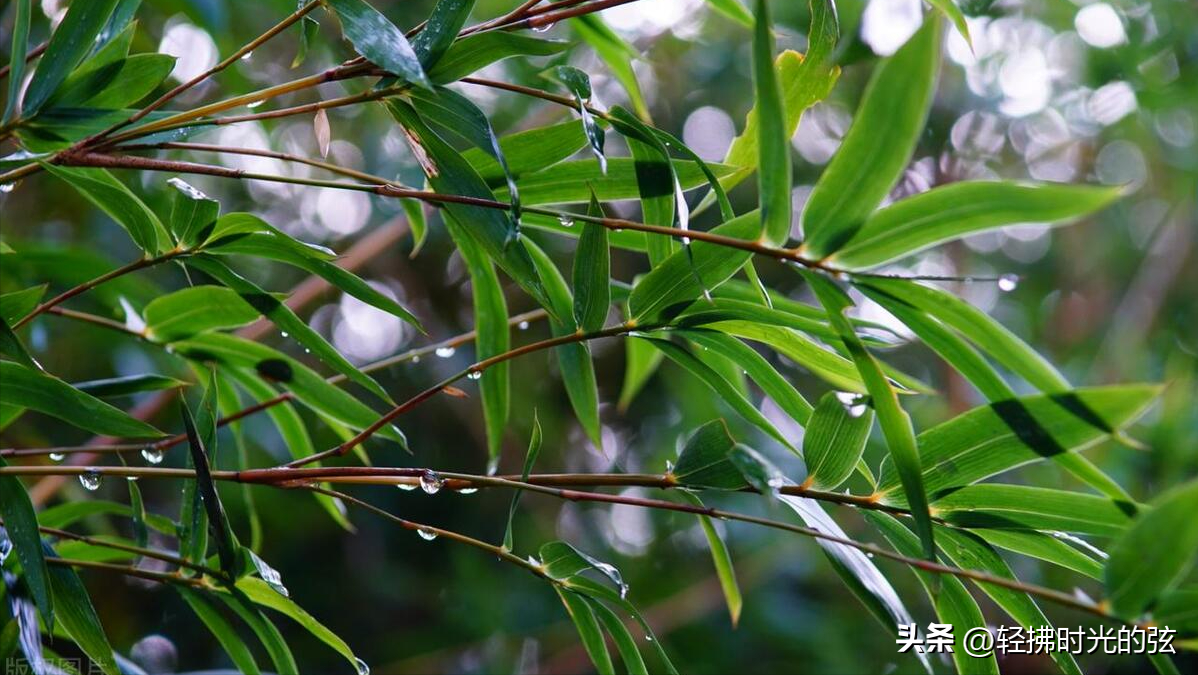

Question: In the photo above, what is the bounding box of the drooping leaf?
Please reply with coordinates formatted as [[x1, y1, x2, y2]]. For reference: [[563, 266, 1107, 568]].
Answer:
[[168, 178, 221, 247], [585, 596, 649, 675], [831, 182, 1123, 269], [43, 544, 120, 675], [1105, 479, 1198, 619], [503, 412, 542, 551], [681, 329, 813, 429], [800, 17, 941, 259], [556, 589, 615, 675], [0, 456, 53, 628], [571, 14, 649, 120], [0, 361, 163, 437], [573, 195, 611, 332], [677, 491, 743, 627], [39, 164, 169, 254], [545, 66, 607, 176], [178, 588, 261, 675], [803, 391, 875, 490], [73, 374, 188, 397], [143, 286, 261, 341], [411, 0, 475, 68], [497, 157, 738, 207], [752, 0, 792, 245], [617, 325, 663, 410], [608, 107, 687, 264], [876, 385, 1161, 503], [803, 271, 934, 560], [971, 528, 1103, 580], [430, 33, 568, 84], [462, 120, 586, 185], [20, 0, 122, 116], [326, 0, 430, 88], [2, 0, 31, 124], [180, 377, 240, 575], [217, 593, 299, 675]]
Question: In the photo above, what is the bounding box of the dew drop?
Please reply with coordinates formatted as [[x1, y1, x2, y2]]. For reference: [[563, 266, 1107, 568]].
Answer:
[[49, 452, 66, 462], [997, 274, 1019, 292], [457, 487, 478, 495], [435, 346, 456, 359], [419, 470, 444, 494], [532, 22, 555, 33], [417, 528, 438, 541], [280, 331, 289, 338], [79, 471, 102, 491], [645, 635, 654, 642], [557, 215, 574, 228], [681, 236, 692, 245], [518, 320, 530, 331], [246, 99, 266, 109], [240, 51, 253, 61], [141, 447, 164, 465], [467, 371, 482, 380], [355, 657, 371, 675], [410, 354, 420, 364], [526, 555, 541, 567], [127, 476, 139, 482], [396, 482, 418, 491], [0, 183, 14, 194], [835, 391, 868, 418]]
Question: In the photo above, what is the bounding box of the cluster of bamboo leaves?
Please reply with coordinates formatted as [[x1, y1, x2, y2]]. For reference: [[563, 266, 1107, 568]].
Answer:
[[1, 0, 1196, 673]]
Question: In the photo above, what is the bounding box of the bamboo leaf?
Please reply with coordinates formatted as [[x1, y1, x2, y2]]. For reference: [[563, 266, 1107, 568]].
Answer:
[[20, 0, 121, 116], [43, 544, 119, 675], [678, 491, 743, 627], [180, 377, 239, 575], [752, 0, 791, 245], [217, 594, 299, 675], [971, 529, 1103, 580], [800, 18, 941, 259], [2, 0, 31, 124], [931, 484, 1136, 537], [226, 576, 362, 673], [143, 285, 261, 341], [587, 597, 649, 675], [411, 0, 475, 68], [617, 327, 664, 410], [556, 589, 615, 675], [804, 271, 935, 560], [608, 106, 687, 264], [1105, 479, 1198, 619], [711, 320, 867, 395], [44, 53, 175, 111], [430, 33, 568, 84], [545, 67, 607, 176], [462, 120, 586, 184], [670, 419, 747, 490], [0, 456, 53, 629], [573, 195, 611, 332], [1, 317, 38, 370], [572, 15, 649, 120], [168, 178, 220, 248], [327, 0, 430, 89], [178, 588, 261, 675], [0, 361, 164, 438], [73, 374, 188, 397], [803, 391, 875, 490], [832, 182, 1123, 269], [704, 0, 754, 27], [497, 157, 738, 206], [0, 285, 47, 325], [504, 412, 542, 551], [876, 385, 1162, 503], [39, 164, 169, 254]]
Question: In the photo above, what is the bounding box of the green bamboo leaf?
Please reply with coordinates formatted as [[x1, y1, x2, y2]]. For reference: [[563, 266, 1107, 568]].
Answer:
[[291, 3, 320, 69], [167, 178, 220, 247], [617, 326, 663, 410], [446, 212, 510, 465], [681, 329, 814, 428], [557, 589, 615, 675], [720, 0, 839, 191], [669, 420, 747, 490], [43, 544, 119, 675], [876, 385, 1162, 503], [385, 99, 552, 313], [503, 412, 542, 551], [0, 361, 163, 437], [44, 53, 175, 111], [539, 541, 627, 595], [752, 0, 792, 245], [927, 0, 973, 46], [2, 0, 31, 124], [462, 120, 586, 185], [498, 158, 737, 208], [832, 182, 1123, 269], [865, 513, 999, 675], [803, 391, 875, 490], [201, 213, 335, 256], [0, 456, 53, 628], [561, 576, 677, 674], [143, 286, 261, 341], [38, 500, 174, 533], [643, 336, 796, 452], [180, 376, 239, 575], [709, 320, 867, 393], [206, 232, 422, 331], [20, 0, 121, 116], [411, 0, 475, 68], [0, 285, 46, 325], [586, 596, 649, 675], [525, 239, 601, 448], [39, 164, 169, 254], [572, 15, 649, 120], [326, 0, 430, 89], [73, 374, 188, 397], [800, 18, 941, 259], [1155, 587, 1198, 635], [545, 67, 607, 176], [430, 33, 568, 84], [573, 195, 611, 332], [628, 211, 760, 322], [178, 588, 261, 675], [173, 332, 406, 447], [187, 255, 393, 404], [1105, 479, 1198, 619], [931, 484, 1136, 537], [678, 491, 743, 627], [226, 576, 362, 673], [608, 106, 686, 264], [971, 529, 1103, 579], [934, 526, 1083, 675], [1, 317, 38, 369], [804, 271, 934, 560], [217, 594, 299, 675]]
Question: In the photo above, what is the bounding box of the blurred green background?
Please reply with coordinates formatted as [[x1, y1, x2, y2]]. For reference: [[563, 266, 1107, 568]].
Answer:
[[1, 0, 1196, 672]]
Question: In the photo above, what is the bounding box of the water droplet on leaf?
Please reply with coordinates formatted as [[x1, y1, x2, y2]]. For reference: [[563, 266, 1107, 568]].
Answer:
[[557, 215, 574, 228], [355, 657, 371, 675]]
